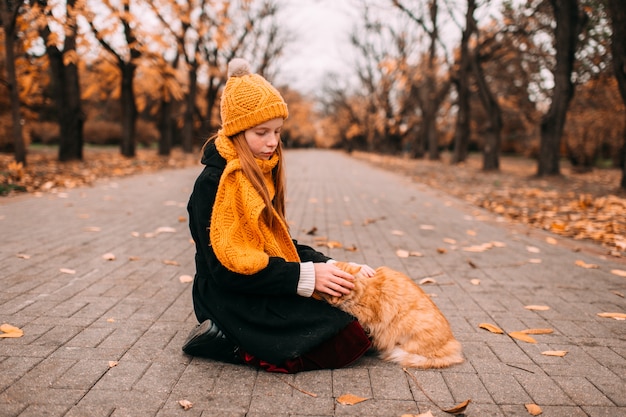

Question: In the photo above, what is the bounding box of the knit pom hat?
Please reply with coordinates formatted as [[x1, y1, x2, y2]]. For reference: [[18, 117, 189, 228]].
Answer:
[[220, 58, 289, 137]]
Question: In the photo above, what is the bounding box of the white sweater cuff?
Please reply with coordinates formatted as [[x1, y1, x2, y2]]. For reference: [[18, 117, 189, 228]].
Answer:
[[297, 261, 316, 297]]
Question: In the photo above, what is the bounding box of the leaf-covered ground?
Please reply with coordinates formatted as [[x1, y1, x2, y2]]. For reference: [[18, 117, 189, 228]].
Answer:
[[1, 146, 624, 257], [352, 151, 626, 258]]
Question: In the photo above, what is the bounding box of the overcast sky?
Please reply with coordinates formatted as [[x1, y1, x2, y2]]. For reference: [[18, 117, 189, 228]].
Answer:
[[277, 0, 360, 95]]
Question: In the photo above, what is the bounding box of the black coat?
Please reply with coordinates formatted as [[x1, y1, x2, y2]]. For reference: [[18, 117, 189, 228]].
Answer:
[[187, 141, 355, 364]]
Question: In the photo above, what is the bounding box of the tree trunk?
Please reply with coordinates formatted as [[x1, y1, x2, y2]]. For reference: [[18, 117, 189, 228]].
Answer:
[[158, 91, 173, 156], [537, 0, 579, 176], [426, 0, 440, 160], [120, 62, 137, 157], [1, 2, 27, 165], [472, 50, 502, 171], [182, 66, 197, 153], [451, 0, 475, 165], [606, 0, 626, 189]]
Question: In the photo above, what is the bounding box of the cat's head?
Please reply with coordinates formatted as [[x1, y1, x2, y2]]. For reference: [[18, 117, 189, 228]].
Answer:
[[313, 261, 366, 306]]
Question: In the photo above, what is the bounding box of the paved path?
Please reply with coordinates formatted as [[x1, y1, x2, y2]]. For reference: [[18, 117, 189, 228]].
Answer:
[[0, 149, 624, 417]]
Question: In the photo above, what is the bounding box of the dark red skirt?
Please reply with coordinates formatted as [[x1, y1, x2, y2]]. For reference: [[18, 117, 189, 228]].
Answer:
[[239, 321, 371, 373]]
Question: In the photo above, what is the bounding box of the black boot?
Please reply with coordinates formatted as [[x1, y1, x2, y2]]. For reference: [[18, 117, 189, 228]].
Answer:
[[182, 320, 241, 364]]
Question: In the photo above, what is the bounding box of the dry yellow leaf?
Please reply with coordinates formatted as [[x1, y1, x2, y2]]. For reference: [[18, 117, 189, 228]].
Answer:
[[0, 323, 24, 338], [542, 350, 568, 357], [525, 305, 550, 311], [597, 312, 626, 320], [526, 246, 540, 253], [326, 241, 343, 249], [470, 279, 481, 285], [509, 331, 537, 343], [479, 323, 504, 334], [102, 253, 116, 261], [162, 260, 180, 266], [491, 241, 506, 247], [462, 245, 488, 252], [396, 249, 410, 258], [443, 399, 471, 414], [179, 275, 193, 283], [401, 412, 434, 417], [392, 230, 405, 236], [336, 393, 368, 405], [611, 269, 626, 277], [574, 260, 599, 269], [108, 361, 118, 368], [178, 216, 187, 223], [16, 253, 31, 259], [525, 403, 542, 415], [128, 256, 140, 261], [420, 224, 435, 230], [528, 258, 542, 264], [546, 237, 557, 245], [437, 247, 447, 254], [419, 278, 437, 285], [466, 230, 477, 236], [409, 251, 424, 257], [443, 238, 457, 244], [520, 328, 554, 335], [178, 399, 193, 410], [59, 268, 76, 274], [84, 226, 101, 232]]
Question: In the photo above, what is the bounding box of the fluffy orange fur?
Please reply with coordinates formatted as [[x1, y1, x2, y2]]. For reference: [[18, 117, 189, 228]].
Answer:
[[319, 262, 464, 369]]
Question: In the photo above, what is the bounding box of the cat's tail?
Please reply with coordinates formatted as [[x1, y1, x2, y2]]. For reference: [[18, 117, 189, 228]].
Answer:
[[387, 340, 464, 369]]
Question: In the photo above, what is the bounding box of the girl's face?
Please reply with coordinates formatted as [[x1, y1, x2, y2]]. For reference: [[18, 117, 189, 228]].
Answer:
[[244, 118, 283, 160]]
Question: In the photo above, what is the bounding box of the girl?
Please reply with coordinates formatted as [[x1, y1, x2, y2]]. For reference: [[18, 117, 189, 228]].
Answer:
[[184, 58, 373, 373]]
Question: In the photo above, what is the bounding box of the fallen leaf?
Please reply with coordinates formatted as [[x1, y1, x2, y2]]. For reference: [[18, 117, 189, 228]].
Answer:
[[443, 238, 456, 244], [16, 253, 31, 259], [343, 220, 353, 226], [574, 260, 599, 269], [437, 247, 447, 254], [392, 230, 405, 236], [520, 328, 553, 335], [178, 399, 193, 410], [525, 403, 542, 415], [467, 260, 477, 268], [336, 393, 368, 405], [155, 226, 176, 234], [466, 230, 477, 236], [401, 411, 435, 417], [597, 312, 626, 320], [545, 237, 557, 245], [396, 249, 409, 258], [409, 251, 423, 257], [131, 231, 140, 237], [479, 323, 504, 334], [611, 269, 626, 277], [326, 241, 343, 249], [443, 399, 471, 414], [542, 350, 568, 357], [509, 331, 537, 343], [179, 275, 193, 283], [420, 224, 435, 230], [162, 260, 180, 266], [611, 290, 625, 298], [83, 226, 101, 232], [102, 253, 116, 261], [345, 244, 358, 252], [462, 244, 488, 252], [59, 268, 76, 274], [108, 361, 118, 368], [306, 226, 318, 235], [128, 256, 140, 261], [528, 258, 543, 264], [525, 305, 550, 311], [470, 279, 481, 285], [106, 318, 115, 322], [526, 246, 540, 253], [0, 323, 24, 338], [178, 216, 186, 222], [419, 278, 437, 285], [491, 241, 506, 247]]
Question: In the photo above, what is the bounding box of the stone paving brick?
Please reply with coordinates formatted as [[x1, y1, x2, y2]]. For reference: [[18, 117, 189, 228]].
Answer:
[[2, 149, 625, 416]]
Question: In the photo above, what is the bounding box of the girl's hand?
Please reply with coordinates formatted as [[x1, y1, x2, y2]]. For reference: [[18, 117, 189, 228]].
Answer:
[[314, 263, 355, 297]]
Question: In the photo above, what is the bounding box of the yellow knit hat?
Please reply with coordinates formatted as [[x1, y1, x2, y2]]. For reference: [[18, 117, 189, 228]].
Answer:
[[220, 58, 289, 137]]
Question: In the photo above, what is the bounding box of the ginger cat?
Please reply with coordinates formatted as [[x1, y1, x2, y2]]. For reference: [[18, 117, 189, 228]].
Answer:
[[319, 262, 464, 369]]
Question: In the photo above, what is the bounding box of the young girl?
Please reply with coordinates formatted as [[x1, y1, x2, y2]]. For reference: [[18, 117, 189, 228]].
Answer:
[[184, 58, 374, 373]]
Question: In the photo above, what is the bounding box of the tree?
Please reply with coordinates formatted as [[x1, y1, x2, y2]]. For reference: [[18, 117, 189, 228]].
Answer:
[[0, 0, 27, 165], [451, 0, 477, 164], [537, 0, 581, 176], [86, 0, 143, 157], [31, 0, 85, 161], [606, 0, 626, 189]]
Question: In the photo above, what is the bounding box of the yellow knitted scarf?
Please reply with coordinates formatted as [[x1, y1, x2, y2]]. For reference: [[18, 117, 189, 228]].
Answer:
[[209, 132, 300, 275]]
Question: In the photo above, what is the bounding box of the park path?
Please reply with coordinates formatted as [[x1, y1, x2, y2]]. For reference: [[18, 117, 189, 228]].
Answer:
[[0, 149, 624, 417]]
